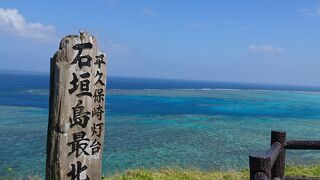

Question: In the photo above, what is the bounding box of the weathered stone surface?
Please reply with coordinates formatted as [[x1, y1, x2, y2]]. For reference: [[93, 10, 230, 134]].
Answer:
[[46, 31, 107, 180]]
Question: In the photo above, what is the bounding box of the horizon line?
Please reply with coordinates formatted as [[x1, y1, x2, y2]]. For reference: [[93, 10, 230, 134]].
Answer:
[[1, 68, 320, 89]]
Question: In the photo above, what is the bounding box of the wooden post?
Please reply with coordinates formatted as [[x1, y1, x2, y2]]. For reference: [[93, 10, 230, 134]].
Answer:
[[249, 153, 272, 180], [46, 31, 107, 180], [271, 130, 286, 180]]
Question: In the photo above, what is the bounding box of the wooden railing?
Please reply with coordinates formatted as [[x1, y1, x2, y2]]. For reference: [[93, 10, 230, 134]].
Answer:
[[249, 130, 320, 180]]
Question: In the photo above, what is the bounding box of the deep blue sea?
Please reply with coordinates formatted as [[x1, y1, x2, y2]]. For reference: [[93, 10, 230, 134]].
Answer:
[[1, 72, 320, 177]]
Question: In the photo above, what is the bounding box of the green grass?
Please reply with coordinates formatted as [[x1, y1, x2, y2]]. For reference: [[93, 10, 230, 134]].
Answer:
[[103, 168, 248, 180], [1, 165, 320, 180], [103, 165, 320, 180], [285, 165, 320, 177]]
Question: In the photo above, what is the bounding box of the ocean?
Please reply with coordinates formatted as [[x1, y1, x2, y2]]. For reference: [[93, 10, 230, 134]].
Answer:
[[1, 72, 320, 177]]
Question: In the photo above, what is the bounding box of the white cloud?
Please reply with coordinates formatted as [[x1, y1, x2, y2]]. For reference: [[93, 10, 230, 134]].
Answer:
[[298, 7, 320, 16], [105, 41, 130, 54], [142, 8, 157, 16], [249, 44, 284, 54], [0, 8, 56, 41]]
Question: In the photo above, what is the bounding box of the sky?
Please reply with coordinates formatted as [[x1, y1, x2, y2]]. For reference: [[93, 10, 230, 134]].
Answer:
[[0, 1, 320, 86]]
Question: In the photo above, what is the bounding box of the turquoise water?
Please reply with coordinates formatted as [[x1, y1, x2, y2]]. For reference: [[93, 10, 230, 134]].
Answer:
[[1, 73, 320, 177]]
